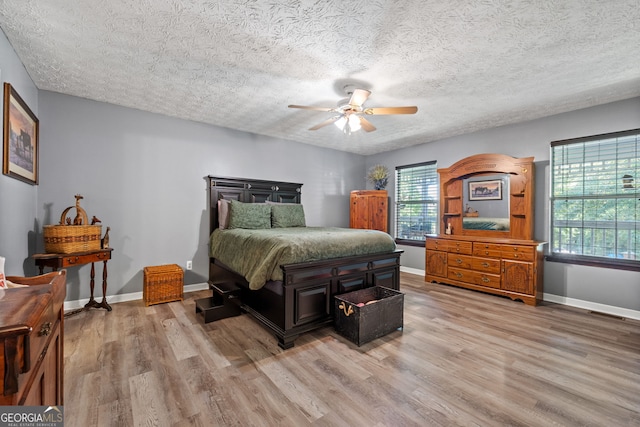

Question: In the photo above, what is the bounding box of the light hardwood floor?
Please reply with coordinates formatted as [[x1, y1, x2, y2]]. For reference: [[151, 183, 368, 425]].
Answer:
[[63, 273, 640, 426]]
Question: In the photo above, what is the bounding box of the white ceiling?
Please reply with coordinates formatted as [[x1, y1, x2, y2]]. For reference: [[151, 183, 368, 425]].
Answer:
[[1, 1, 639, 155]]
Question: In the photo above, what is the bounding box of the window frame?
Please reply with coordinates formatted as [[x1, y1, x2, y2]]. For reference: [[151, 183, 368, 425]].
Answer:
[[394, 160, 438, 246], [548, 128, 640, 272]]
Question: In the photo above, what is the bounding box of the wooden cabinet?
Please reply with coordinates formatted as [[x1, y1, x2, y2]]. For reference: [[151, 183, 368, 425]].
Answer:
[[350, 190, 388, 232], [425, 235, 544, 305], [0, 271, 66, 405], [425, 239, 448, 279], [427, 153, 545, 306]]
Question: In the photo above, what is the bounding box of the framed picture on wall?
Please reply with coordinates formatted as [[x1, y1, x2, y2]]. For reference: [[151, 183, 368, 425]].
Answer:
[[3, 83, 39, 185], [469, 179, 502, 200]]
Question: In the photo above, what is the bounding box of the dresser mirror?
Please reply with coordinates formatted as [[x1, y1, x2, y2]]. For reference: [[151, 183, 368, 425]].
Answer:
[[462, 174, 510, 231]]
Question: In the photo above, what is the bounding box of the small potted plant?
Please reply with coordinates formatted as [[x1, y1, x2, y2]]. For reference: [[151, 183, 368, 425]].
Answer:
[[367, 164, 389, 190]]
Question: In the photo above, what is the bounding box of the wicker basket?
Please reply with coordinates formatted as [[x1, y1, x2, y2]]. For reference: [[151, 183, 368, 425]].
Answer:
[[143, 264, 184, 306], [43, 203, 102, 254]]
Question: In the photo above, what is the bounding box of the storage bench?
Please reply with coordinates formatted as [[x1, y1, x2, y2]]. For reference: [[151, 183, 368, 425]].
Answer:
[[334, 286, 404, 346], [143, 264, 184, 306]]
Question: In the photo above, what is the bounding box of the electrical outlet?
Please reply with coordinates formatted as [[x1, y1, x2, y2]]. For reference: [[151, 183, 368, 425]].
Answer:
[[186, 260, 192, 270]]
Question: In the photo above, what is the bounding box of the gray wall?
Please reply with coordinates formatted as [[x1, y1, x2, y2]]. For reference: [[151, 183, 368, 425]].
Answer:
[[0, 29, 39, 275], [36, 91, 365, 301], [3, 26, 638, 314], [366, 97, 640, 312]]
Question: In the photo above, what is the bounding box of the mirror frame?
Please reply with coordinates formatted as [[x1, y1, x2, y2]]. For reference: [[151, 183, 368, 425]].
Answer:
[[438, 153, 535, 240]]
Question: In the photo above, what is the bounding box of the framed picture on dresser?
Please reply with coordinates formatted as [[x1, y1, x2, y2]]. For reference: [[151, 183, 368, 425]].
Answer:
[[3, 82, 39, 185]]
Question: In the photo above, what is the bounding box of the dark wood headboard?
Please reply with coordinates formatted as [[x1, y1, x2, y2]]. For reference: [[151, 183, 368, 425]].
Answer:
[[207, 176, 303, 233]]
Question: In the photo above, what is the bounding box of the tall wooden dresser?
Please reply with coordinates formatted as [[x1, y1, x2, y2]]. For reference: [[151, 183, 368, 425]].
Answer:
[[350, 190, 388, 232], [425, 153, 545, 306], [1, 270, 66, 405]]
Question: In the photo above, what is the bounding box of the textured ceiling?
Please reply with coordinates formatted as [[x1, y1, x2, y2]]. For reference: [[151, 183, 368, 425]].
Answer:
[[1, 1, 639, 155]]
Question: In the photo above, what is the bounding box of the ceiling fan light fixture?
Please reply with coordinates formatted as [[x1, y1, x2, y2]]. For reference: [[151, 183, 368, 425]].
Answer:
[[334, 114, 361, 134], [290, 87, 416, 133]]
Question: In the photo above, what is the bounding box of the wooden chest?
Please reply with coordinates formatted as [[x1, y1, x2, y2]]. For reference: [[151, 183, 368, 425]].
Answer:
[[334, 286, 404, 346], [143, 264, 184, 306]]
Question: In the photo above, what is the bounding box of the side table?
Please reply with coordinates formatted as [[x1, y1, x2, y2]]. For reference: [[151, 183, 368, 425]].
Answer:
[[32, 248, 114, 312]]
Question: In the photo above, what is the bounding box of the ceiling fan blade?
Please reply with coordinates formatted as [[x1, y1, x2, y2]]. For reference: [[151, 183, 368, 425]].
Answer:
[[364, 106, 418, 115], [348, 89, 371, 107], [309, 115, 342, 131], [358, 116, 377, 132], [288, 104, 336, 112]]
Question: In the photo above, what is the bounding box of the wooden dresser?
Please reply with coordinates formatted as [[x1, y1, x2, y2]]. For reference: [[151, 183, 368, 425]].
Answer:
[[0, 270, 66, 405], [426, 153, 545, 306], [425, 235, 544, 305], [350, 190, 388, 232]]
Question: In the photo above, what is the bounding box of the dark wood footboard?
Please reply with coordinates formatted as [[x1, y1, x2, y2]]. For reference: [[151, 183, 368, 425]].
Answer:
[[206, 249, 402, 349]]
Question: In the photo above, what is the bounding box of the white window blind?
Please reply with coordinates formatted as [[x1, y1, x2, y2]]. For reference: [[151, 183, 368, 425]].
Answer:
[[550, 129, 639, 268], [395, 161, 438, 242]]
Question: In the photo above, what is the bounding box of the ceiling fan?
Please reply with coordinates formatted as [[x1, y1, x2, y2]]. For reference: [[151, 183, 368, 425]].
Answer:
[[288, 87, 418, 135]]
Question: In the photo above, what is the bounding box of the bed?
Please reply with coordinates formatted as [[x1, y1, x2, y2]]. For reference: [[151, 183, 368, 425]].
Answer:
[[198, 175, 403, 349]]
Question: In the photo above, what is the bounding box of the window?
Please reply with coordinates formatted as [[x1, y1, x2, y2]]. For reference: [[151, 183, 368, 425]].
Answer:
[[550, 129, 639, 270], [395, 161, 438, 244]]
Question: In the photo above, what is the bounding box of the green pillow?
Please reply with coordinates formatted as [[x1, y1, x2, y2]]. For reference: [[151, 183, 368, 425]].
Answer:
[[271, 204, 306, 228], [228, 200, 271, 229]]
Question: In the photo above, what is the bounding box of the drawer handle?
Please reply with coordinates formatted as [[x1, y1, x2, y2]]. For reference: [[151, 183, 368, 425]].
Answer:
[[485, 251, 489, 255], [481, 262, 490, 267], [455, 272, 463, 278], [481, 276, 490, 283], [66, 256, 80, 264], [513, 254, 519, 258], [39, 322, 52, 337], [455, 258, 463, 264]]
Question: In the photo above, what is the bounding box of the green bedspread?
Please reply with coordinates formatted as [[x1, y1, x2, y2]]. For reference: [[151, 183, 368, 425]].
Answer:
[[209, 227, 396, 290]]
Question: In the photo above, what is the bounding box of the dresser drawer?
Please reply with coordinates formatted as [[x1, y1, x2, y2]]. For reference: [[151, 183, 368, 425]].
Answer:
[[473, 242, 502, 258], [469, 271, 502, 289], [448, 267, 472, 282], [26, 301, 57, 374], [471, 257, 501, 274], [448, 253, 473, 270], [501, 245, 535, 261], [426, 238, 448, 251], [447, 241, 472, 255], [448, 267, 501, 288], [60, 250, 111, 267]]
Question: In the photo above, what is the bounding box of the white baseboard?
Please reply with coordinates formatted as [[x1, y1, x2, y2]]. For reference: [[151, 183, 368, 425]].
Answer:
[[400, 266, 424, 277], [399, 267, 640, 321], [63, 282, 209, 312], [543, 293, 640, 321]]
